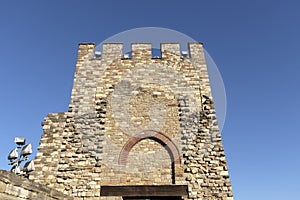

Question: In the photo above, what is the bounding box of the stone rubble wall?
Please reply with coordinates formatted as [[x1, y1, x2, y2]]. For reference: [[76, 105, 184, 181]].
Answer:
[[29, 112, 101, 199], [29, 42, 233, 200], [0, 170, 73, 200]]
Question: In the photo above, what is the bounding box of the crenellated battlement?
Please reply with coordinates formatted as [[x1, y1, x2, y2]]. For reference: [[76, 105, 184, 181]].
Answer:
[[101, 43, 123, 60], [78, 42, 205, 60]]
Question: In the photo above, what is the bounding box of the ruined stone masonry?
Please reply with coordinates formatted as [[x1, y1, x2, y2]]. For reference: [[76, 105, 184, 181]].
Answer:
[[29, 42, 233, 200], [0, 170, 73, 200]]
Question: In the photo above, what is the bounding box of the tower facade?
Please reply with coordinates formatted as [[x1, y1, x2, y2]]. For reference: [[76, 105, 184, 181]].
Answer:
[[30, 42, 233, 200]]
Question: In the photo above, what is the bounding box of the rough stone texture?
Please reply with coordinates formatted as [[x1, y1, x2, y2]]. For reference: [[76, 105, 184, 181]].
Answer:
[[29, 42, 233, 200], [0, 170, 73, 199]]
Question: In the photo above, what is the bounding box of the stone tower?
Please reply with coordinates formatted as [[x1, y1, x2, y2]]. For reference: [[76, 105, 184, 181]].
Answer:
[[29, 42, 233, 199]]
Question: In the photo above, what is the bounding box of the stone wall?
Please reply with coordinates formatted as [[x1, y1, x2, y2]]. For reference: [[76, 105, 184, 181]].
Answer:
[[0, 170, 73, 199], [29, 42, 233, 200]]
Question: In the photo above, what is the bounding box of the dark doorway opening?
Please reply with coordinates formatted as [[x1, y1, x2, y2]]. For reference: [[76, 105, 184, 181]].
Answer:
[[123, 197, 182, 200], [101, 185, 187, 199]]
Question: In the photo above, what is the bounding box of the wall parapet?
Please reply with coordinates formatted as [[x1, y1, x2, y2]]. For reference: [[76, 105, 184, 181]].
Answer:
[[89, 42, 205, 60], [0, 170, 73, 200]]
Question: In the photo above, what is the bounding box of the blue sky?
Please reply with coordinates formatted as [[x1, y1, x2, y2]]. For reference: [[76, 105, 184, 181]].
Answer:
[[0, 1, 299, 199]]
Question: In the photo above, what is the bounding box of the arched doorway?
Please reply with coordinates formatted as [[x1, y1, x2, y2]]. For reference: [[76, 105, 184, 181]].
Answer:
[[118, 131, 180, 184]]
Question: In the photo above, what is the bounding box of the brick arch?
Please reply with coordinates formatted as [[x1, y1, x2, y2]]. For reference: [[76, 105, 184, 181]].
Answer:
[[119, 130, 180, 165]]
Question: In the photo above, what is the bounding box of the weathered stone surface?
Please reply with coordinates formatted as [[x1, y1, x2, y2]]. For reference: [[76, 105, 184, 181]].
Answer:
[[0, 170, 73, 199], [28, 42, 233, 199]]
